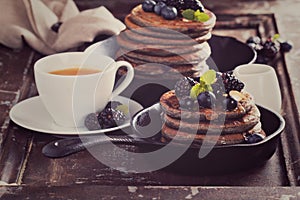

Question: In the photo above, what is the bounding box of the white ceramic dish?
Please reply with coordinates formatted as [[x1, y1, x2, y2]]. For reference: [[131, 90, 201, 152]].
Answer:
[[9, 96, 143, 135]]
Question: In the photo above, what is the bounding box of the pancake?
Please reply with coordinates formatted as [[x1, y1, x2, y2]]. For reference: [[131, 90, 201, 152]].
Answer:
[[119, 52, 199, 66], [118, 48, 210, 65], [116, 55, 209, 80], [159, 85, 265, 145], [117, 33, 210, 56], [163, 103, 260, 134], [124, 16, 204, 39], [123, 26, 213, 45], [123, 28, 198, 46], [161, 124, 266, 145], [128, 5, 216, 35], [160, 90, 254, 121], [118, 3, 216, 79]]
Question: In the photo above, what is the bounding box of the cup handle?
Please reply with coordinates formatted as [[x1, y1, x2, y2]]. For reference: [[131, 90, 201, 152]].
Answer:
[[111, 61, 134, 98]]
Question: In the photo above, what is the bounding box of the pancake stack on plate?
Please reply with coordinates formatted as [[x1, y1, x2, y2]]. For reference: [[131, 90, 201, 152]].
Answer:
[[116, 3, 216, 80], [160, 90, 265, 145], [159, 70, 266, 145]]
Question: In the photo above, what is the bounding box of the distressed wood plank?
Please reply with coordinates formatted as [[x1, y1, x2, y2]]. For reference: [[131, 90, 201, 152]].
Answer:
[[1, 186, 300, 200]]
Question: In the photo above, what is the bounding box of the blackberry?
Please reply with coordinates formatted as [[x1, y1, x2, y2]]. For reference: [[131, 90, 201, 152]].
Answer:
[[221, 72, 244, 93], [98, 108, 126, 129], [174, 77, 196, 98], [179, 96, 197, 110], [184, 0, 204, 12], [165, 0, 184, 11], [164, 0, 204, 12], [84, 113, 101, 131], [260, 39, 278, 58], [212, 73, 226, 98]]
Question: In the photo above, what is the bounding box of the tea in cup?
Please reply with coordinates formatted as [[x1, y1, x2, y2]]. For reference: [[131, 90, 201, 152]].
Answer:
[[34, 52, 134, 128]]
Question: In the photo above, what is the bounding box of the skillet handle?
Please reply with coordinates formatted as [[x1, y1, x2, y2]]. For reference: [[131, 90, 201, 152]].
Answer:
[[42, 135, 142, 158]]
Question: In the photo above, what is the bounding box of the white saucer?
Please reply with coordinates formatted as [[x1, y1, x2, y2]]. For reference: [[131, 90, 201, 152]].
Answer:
[[9, 96, 143, 135]]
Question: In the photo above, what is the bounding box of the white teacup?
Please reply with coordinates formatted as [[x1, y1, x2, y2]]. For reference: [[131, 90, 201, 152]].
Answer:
[[34, 52, 134, 128], [233, 63, 282, 113]]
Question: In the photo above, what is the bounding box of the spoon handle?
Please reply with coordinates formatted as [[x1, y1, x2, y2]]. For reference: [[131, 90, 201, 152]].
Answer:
[[42, 135, 143, 158]]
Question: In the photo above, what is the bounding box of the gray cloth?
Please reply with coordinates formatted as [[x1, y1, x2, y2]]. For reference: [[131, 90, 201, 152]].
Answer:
[[0, 0, 125, 55]]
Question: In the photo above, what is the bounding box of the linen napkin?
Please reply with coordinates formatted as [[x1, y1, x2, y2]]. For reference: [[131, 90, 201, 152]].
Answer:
[[0, 0, 126, 55]]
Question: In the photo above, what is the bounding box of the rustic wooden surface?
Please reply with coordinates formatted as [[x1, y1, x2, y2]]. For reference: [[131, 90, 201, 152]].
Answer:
[[0, 0, 300, 199]]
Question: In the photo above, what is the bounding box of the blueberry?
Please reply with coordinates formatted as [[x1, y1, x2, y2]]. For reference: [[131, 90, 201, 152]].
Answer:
[[51, 22, 62, 33], [142, 0, 157, 12], [223, 97, 238, 111], [280, 41, 293, 53], [154, 1, 166, 15], [246, 36, 262, 45], [136, 111, 151, 127], [197, 91, 216, 109], [161, 6, 177, 20], [245, 133, 264, 144]]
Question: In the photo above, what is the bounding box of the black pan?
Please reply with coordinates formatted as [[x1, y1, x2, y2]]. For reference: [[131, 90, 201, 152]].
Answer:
[[131, 104, 285, 174], [43, 103, 284, 175]]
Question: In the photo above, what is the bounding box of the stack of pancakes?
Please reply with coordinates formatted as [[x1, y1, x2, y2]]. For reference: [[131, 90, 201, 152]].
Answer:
[[116, 5, 216, 80], [160, 90, 265, 145]]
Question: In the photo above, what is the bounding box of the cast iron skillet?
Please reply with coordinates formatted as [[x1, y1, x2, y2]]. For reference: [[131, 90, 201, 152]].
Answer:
[[43, 103, 285, 175], [131, 104, 285, 175]]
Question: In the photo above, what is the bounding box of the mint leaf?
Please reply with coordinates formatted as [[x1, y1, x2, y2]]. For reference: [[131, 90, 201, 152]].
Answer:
[[272, 34, 280, 42], [190, 82, 205, 99], [194, 10, 210, 22], [200, 70, 216, 85], [190, 83, 201, 99], [273, 33, 280, 41], [182, 9, 195, 20], [190, 70, 217, 98], [204, 84, 213, 92]]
